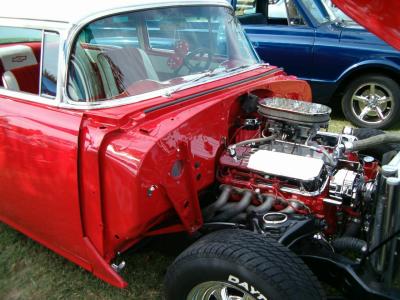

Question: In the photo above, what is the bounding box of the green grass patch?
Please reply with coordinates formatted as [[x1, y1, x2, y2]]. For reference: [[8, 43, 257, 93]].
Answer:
[[0, 222, 175, 300]]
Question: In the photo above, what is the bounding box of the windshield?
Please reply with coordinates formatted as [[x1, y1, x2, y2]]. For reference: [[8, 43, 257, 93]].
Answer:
[[298, 0, 331, 23], [320, 0, 353, 22], [67, 6, 259, 102]]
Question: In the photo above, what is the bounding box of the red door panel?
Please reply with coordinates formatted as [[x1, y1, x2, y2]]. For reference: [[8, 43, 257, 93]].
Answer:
[[0, 95, 85, 256]]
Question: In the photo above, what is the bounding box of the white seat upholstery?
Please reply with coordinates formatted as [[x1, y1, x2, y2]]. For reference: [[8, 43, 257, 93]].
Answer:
[[0, 45, 39, 92], [0, 45, 37, 71], [2, 71, 19, 91]]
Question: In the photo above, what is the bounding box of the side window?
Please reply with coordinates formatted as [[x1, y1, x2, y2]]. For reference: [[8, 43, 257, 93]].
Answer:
[[0, 27, 60, 98], [235, 0, 269, 25], [235, 0, 257, 16], [285, 0, 306, 25], [267, 0, 305, 25], [146, 19, 176, 51], [41, 32, 60, 98], [0, 27, 41, 45], [82, 16, 139, 47]]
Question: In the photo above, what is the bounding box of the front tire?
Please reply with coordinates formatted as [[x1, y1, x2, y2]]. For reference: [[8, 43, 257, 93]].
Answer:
[[164, 229, 325, 300], [341, 74, 400, 129]]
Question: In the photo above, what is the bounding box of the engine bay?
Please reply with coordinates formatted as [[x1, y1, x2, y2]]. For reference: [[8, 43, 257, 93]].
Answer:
[[205, 97, 378, 233], [200, 95, 399, 290]]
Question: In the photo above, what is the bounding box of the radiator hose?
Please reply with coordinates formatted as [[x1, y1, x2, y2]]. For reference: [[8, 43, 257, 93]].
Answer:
[[345, 133, 400, 152], [332, 237, 368, 255]]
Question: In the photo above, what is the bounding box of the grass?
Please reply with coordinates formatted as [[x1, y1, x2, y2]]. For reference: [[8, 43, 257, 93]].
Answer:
[[0, 117, 399, 299], [0, 222, 179, 299]]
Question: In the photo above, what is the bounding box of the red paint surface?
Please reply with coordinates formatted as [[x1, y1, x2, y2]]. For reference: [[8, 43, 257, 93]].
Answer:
[[0, 66, 311, 286], [333, 0, 400, 50]]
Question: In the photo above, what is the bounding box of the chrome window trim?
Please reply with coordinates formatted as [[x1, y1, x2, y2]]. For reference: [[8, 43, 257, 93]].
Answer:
[[0, 23, 64, 106], [0, 18, 70, 32], [61, 3, 238, 109], [38, 30, 45, 95], [0, 88, 61, 106], [40, 31, 61, 99]]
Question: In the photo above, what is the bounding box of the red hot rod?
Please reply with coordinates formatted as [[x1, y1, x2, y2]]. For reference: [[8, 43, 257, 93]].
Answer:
[[0, 0, 399, 299]]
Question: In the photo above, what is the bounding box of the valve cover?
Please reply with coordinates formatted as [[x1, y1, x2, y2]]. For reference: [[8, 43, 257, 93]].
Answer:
[[247, 149, 325, 182]]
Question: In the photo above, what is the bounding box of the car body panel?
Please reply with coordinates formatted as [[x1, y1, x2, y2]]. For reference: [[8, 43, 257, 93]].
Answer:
[[0, 94, 128, 287], [246, 25, 315, 78], [332, 0, 400, 51], [234, 0, 400, 104], [0, 55, 312, 285], [0, 0, 313, 287]]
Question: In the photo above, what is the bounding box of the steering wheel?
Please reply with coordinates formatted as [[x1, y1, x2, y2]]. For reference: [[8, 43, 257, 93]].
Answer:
[[182, 48, 213, 73]]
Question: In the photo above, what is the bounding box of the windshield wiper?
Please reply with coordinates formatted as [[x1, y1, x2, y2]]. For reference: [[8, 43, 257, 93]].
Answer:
[[164, 67, 230, 97], [164, 70, 219, 97], [164, 64, 263, 97]]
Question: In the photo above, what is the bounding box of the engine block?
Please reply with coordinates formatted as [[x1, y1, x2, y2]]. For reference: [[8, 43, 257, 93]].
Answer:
[[213, 98, 379, 235]]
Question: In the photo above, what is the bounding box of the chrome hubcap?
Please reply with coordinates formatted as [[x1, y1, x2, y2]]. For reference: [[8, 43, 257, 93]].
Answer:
[[350, 82, 394, 124], [187, 281, 257, 300]]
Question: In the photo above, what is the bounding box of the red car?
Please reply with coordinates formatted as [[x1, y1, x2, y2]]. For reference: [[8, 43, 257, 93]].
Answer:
[[0, 0, 399, 299]]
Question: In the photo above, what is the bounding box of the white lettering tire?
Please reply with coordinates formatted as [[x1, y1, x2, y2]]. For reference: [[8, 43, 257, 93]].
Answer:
[[164, 229, 325, 300]]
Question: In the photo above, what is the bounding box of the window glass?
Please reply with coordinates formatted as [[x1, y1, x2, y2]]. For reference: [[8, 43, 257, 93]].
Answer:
[[299, 0, 330, 23], [285, 0, 306, 25], [0, 26, 42, 95], [268, 0, 288, 19], [41, 32, 59, 98], [146, 16, 228, 56], [0, 27, 42, 45], [235, 0, 257, 16], [82, 16, 139, 47], [67, 6, 259, 102]]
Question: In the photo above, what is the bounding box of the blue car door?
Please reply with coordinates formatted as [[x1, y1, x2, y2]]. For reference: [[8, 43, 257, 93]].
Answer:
[[234, 0, 316, 78]]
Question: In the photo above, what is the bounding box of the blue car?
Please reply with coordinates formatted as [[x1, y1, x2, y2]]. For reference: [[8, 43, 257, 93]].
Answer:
[[232, 0, 400, 129]]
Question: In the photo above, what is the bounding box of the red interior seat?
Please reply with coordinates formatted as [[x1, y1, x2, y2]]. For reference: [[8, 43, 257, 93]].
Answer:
[[0, 44, 40, 94]]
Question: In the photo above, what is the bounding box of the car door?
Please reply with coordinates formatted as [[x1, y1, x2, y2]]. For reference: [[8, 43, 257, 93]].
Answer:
[[235, 0, 316, 78], [0, 28, 86, 258]]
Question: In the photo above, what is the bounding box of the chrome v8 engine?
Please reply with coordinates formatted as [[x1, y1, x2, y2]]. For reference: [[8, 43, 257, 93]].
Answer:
[[214, 97, 378, 230], [203, 96, 400, 293]]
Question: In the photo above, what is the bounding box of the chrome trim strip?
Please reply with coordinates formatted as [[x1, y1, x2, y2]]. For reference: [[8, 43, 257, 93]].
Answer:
[[38, 30, 45, 96], [144, 67, 280, 114], [323, 198, 342, 206], [0, 18, 69, 31], [0, 89, 58, 106]]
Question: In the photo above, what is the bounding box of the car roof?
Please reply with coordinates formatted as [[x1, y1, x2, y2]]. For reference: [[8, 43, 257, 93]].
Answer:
[[0, 0, 231, 25]]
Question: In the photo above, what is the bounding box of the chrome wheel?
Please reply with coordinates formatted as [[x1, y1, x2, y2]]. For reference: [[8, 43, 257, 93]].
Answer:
[[187, 281, 257, 300], [350, 82, 394, 124]]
